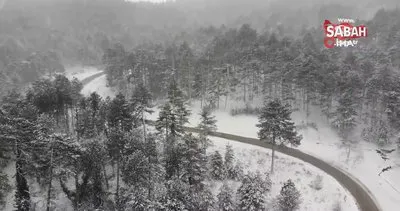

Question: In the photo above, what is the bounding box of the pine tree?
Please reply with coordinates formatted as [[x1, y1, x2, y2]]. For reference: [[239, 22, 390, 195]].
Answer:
[[26, 79, 57, 114], [58, 138, 109, 210], [106, 93, 133, 132], [0, 92, 39, 211], [224, 144, 236, 179], [256, 99, 302, 173], [198, 106, 217, 135], [181, 134, 207, 186], [141, 134, 163, 201], [233, 162, 245, 181], [278, 179, 301, 211], [164, 176, 190, 211], [122, 150, 149, 187], [167, 80, 191, 126], [53, 74, 73, 131], [198, 106, 217, 148], [237, 173, 266, 211], [0, 173, 10, 207], [103, 43, 127, 86], [165, 140, 185, 180], [120, 187, 150, 211], [332, 91, 358, 162], [105, 129, 127, 206], [210, 151, 225, 180], [130, 83, 153, 128], [217, 183, 236, 211], [188, 185, 215, 211], [156, 80, 190, 139]]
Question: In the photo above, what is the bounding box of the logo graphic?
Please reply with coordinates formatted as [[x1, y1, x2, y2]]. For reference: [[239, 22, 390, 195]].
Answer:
[[323, 18, 368, 48]]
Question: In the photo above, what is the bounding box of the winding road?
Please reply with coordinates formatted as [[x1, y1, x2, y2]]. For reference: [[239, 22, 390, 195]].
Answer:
[[81, 71, 382, 211]]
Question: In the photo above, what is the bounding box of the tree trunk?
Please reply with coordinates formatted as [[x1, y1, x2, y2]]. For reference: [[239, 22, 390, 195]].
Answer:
[[116, 160, 120, 208], [15, 148, 30, 211], [46, 145, 54, 211], [103, 163, 109, 190], [346, 144, 351, 164], [271, 143, 275, 174], [74, 164, 79, 211], [65, 107, 70, 133], [243, 82, 246, 102], [271, 134, 276, 174], [225, 65, 230, 110]]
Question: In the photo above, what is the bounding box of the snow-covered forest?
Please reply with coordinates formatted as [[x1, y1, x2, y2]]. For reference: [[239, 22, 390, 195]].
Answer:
[[1, 0, 400, 210]]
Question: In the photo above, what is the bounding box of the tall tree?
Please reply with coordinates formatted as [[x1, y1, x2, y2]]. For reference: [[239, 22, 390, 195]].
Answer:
[[210, 150, 225, 180], [156, 80, 190, 139], [332, 91, 358, 162], [0, 92, 39, 211], [256, 99, 302, 173], [278, 179, 302, 211], [217, 182, 236, 211], [198, 106, 217, 148], [237, 173, 267, 211]]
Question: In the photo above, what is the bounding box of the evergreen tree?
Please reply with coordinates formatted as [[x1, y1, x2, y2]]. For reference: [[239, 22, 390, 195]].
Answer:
[[237, 173, 266, 211], [181, 134, 207, 186], [122, 150, 149, 188], [53, 74, 73, 131], [59, 139, 106, 211], [217, 183, 236, 211], [168, 80, 191, 125], [198, 106, 217, 139], [106, 93, 133, 132], [224, 144, 236, 179], [142, 134, 163, 201], [164, 176, 190, 211], [26, 79, 57, 114], [256, 99, 302, 173], [103, 43, 127, 86], [164, 141, 185, 180], [278, 179, 302, 211], [210, 151, 225, 180], [0, 92, 39, 211], [0, 173, 10, 207], [156, 80, 190, 139], [130, 83, 153, 128], [105, 129, 127, 206], [120, 187, 150, 211], [156, 102, 175, 139], [188, 185, 215, 211], [332, 91, 358, 162]]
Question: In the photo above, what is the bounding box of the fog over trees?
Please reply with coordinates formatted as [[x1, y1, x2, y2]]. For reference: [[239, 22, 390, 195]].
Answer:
[[0, 0, 400, 210]]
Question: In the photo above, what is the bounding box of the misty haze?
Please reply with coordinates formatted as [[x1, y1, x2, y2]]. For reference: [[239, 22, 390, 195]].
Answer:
[[0, 0, 399, 211]]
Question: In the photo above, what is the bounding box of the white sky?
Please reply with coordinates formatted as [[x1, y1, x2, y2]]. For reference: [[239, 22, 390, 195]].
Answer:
[[128, 0, 171, 2]]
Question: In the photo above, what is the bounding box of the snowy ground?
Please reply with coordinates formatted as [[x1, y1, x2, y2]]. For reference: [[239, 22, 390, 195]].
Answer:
[[208, 137, 359, 211], [147, 101, 400, 211], [79, 69, 363, 210], [81, 74, 116, 97], [64, 66, 104, 81], [65, 66, 115, 98], [79, 68, 400, 210]]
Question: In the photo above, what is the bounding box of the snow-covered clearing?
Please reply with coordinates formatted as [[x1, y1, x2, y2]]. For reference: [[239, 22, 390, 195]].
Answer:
[[81, 74, 115, 98], [208, 137, 359, 211], [65, 66, 104, 81]]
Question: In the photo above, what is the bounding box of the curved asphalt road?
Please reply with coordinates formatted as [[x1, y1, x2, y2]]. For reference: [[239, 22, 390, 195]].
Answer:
[[82, 72, 382, 211]]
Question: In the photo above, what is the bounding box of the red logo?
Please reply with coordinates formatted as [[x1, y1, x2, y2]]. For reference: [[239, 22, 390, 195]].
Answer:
[[323, 19, 368, 48]]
